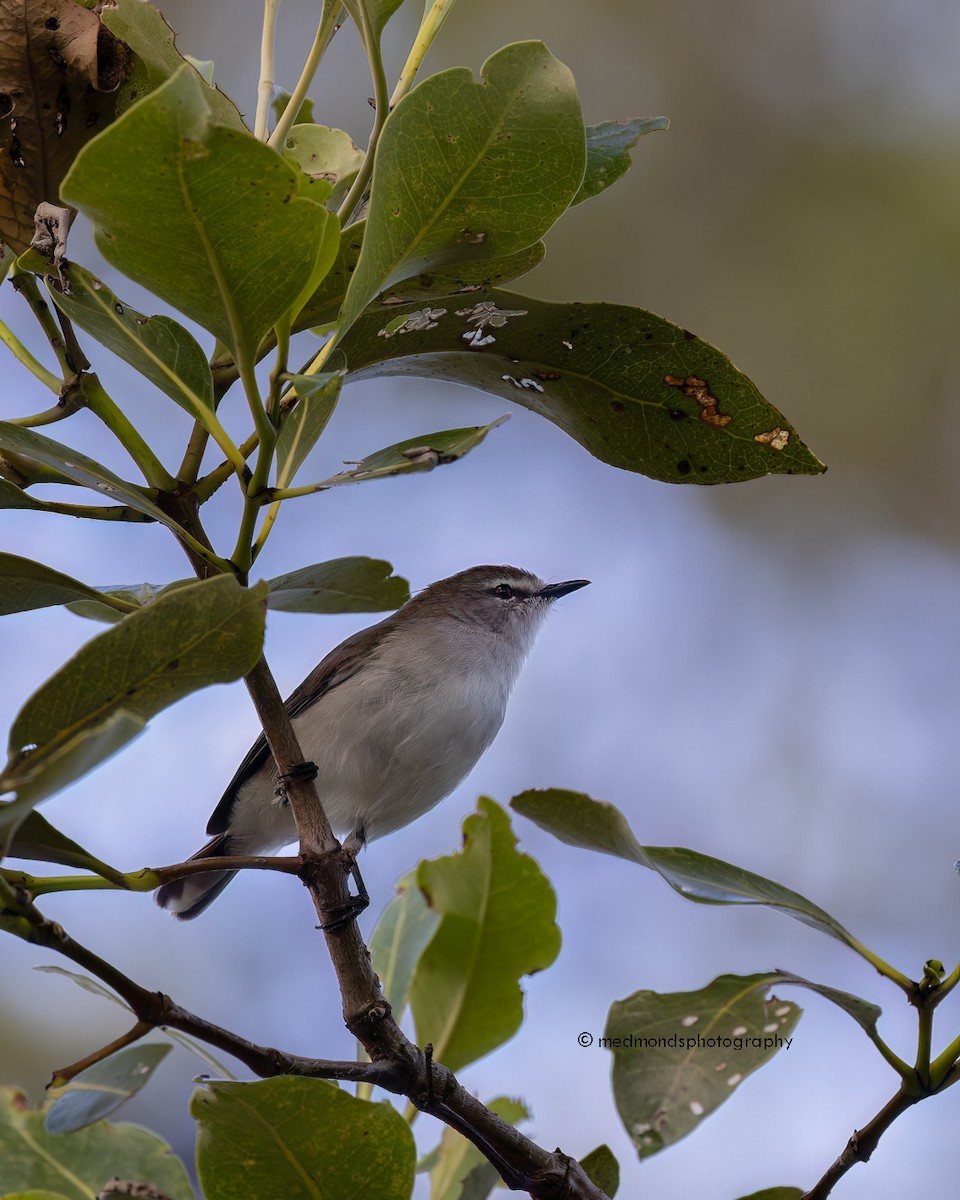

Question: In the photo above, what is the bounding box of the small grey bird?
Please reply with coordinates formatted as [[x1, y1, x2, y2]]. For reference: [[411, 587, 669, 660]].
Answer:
[[156, 565, 589, 918]]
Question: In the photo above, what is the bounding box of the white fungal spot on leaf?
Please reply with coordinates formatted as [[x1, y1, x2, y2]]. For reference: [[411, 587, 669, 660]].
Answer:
[[456, 301, 528, 351], [501, 374, 545, 393], [689, 1101, 704, 1117], [377, 307, 447, 338], [680, 1015, 699, 1027]]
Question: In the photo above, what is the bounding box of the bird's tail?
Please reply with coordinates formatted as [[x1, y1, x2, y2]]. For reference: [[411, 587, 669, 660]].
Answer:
[[155, 832, 237, 920]]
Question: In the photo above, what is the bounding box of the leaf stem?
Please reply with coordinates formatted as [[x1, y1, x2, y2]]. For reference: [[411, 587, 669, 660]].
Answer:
[[9, 270, 72, 377], [80, 374, 177, 492], [0, 319, 60, 392], [844, 935, 915, 995], [231, 354, 277, 570], [267, 0, 342, 151], [914, 1004, 933, 1088], [6, 394, 85, 428], [255, 0, 282, 140], [389, 0, 458, 108], [335, 4, 391, 226], [195, 432, 259, 503]]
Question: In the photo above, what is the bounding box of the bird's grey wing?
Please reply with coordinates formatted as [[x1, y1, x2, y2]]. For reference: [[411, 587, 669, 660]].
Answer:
[[205, 618, 394, 835]]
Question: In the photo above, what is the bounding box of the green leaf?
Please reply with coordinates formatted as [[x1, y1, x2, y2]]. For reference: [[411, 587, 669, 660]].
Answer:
[[573, 118, 669, 206], [37, 259, 215, 420], [312, 417, 508, 489], [510, 789, 856, 946], [2, 576, 267, 806], [0, 711, 147, 818], [66, 582, 172, 626], [0, 552, 129, 618], [427, 1096, 527, 1200], [0, 421, 178, 526], [192, 1078, 415, 1200], [0, 1085, 194, 1199], [341, 0, 409, 41], [340, 290, 825, 484], [766, 972, 882, 1043], [7, 812, 126, 885], [61, 65, 339, 362], [410, 798, 560, 1073], [275, 359, 346, 487], [283, 124, 363, 209], [735, 1190, 804, 1199], [45, 1044, 172, 1134], [338, 42, 585, 335], [294, 222, 544, 334], [579, 1145, 619, 1198], [267, 557, 409, 614], [101, 0, 245, 127], [375, 242, 546, 307], [1, 1190, 71, 1199], [0, 480, 46, 512], [370, 870, 441, 1016], [605, 973, 801, 1158]]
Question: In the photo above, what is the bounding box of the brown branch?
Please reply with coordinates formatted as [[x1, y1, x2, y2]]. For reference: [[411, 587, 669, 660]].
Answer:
[[5, 879, 604, 1196], [51, 1020, 153, 1085], [801, 1088, 921, 1199], [238, 654, 608, 1198], [148, 854, 302, 887]]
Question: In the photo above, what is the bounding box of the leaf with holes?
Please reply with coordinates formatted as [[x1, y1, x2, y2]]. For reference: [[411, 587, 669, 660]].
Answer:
[[341, 290, 824, 484], [606, 973, 801, 1158], [338, 42, 585, 335], [0, 3, 128, 253], [283, 123, 363, 209]]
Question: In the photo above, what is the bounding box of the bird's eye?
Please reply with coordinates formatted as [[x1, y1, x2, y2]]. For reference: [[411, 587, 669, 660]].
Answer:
[[493, 583, 514, 599]]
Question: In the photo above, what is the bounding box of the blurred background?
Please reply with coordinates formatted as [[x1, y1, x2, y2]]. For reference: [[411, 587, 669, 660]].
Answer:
[[4, 0, 960, 1196]]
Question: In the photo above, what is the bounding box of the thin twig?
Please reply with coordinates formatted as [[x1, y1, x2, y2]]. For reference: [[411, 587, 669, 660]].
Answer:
[[50, 1021, 153, 1085]]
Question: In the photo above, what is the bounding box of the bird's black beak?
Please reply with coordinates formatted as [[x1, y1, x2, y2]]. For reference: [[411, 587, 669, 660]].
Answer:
[[537, 579, 591, 600]]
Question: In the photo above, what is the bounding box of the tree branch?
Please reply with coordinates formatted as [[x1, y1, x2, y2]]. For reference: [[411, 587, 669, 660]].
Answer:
[[801, 1088, 921, 1200], [3, 876, 607, 1197]]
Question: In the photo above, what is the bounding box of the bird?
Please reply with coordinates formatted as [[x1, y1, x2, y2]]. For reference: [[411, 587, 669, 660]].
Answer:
[[155, 564, 589, 918]]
